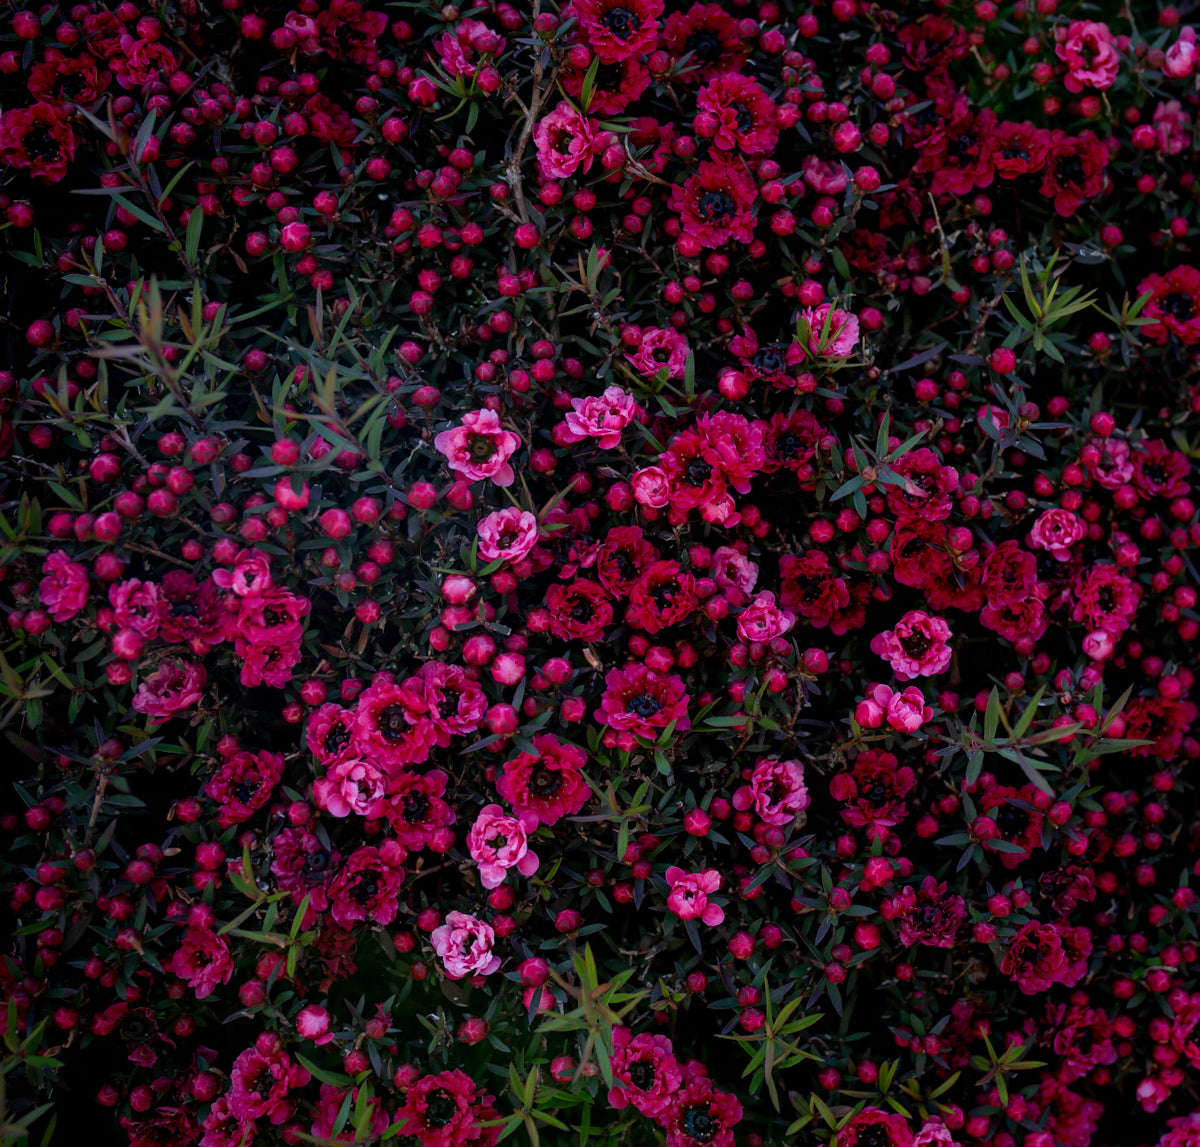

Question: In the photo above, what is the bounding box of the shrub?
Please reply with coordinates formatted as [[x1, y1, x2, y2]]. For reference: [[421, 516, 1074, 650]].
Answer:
[[1, 1, 1199, 1146]]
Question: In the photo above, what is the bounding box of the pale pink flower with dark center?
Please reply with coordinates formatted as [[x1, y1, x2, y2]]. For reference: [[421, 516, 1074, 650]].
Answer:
[[434, 409, 522, 486], [627, 327, 690, 380], [870, 610, 952, 680], [466, 804, 539, 889], [430, 911, 501, 979], [477, 508, 538, 563], [563, 387, 640, 449], [664, 867, 724, 925]]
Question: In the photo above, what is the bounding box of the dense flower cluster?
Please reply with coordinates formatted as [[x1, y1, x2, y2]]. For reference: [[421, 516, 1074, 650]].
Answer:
[[2, 0, 1200, 1146]]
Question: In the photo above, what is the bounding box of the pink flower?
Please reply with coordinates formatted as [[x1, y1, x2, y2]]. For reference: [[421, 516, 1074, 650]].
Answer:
[[801, 155, 849, 194], [39, 550, 89, 621], [430, 910, 501, 979], [711, 546, 759, 603], [870, 610, 953, 680], [855, 685, 889, 730], [534, 102, 595, 180], [1164, 28, 1198, 78], [132, 658, 207, 724], [169, 927, 233, 1000], [312, 756, 388, 818], [295, 1004, 333, 1044], [1028, 507, 1084, 562], [477, 508, 538, 563], [627, 327, 690, 380], [328, 843, 406, 928], [914, 1118, 960, 1147], [885, 686, 933, 733], [732, 758, 810, 825], [563, 386, 640, 448], [798, 303, 859, 358], [211, 548, 273, 596], [1057, 20, 1119, 92], [664, 867, 724, 925], [467, 803, 539, 889], [433, 409, 521, 486], [631, 465, 671, 508], [735, 590, 794, 644], [608, 1027, 683, 1116]]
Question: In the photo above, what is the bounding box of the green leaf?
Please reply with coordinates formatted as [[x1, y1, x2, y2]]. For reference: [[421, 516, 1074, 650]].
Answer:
[[185, 206, 203, 267]]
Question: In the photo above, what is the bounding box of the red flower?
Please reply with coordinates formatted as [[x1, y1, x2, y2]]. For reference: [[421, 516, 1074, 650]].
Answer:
[[1132, 437, 1192, 496], [830, 749, 915, 840], [992, 120, 1050, 179], [661, 3, 747, 81], [780, 551, 850, 629], [657, 1077, 742, 1147], [0, 101, 76, 183], [561, 54, 650, 114], [837, 1106, 914, 1147], [353, 678, 440, 771], [392, 1070, 500, 1147], [1039, 130, 1110, 217], [570, 0, 662, 63], [546, 579, 614, 642], [626, 561, 697, 634], [497, 733, 589, 827], [382, 768, 456, 851], [598, 662, 691, 750], [204, 748, 284, 828], [1138, 266, 1200, 345], [668, 159, 757, 248], [892, 877, 965, 948], [978, 783, 1046, 868], [695, 74, 778, 154], [327, 843, 406, 928], [608, 1027, 683, 1116], [592, 525, 660, 596]]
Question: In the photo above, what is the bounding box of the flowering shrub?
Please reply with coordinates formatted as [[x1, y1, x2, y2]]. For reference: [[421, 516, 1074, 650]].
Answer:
[[3, 0, 1200, 1145]]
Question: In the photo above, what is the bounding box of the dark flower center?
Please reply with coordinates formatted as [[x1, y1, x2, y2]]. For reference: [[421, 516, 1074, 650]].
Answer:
[[628, 1058, 655, 1090], [1161, 291, 1194, 321], [686, 29, 721, 63], [731, 102, 754, 133], [779, 434, 805, 459], [1001, 145, 1030, 162], [857, 1124, 888, 1147], [304, 849, 330, 874], [863, 780, 889, 805], [602, 6, 639, 39], [324, 724, 352, 755], [424, 1089, 457, 1127], [171, 601, 198, 617], [528, 762, 563, 796], [378, 703, 408, 742], [947, 132, 977, 161], [468, 433, 498, 461], [685, 456, 713, 486], [26, 125, 62, 162], [696, 189, 734, 225], [1055, 154, 1085, 186], [234, 781, 257, 803], [753, 344, 787, 374], [627, 692, 661, 719], [680, 1103, 717, 1143], [900, 629, 931, 658], [351, 873, 379, 903], [403, 791, 430, 823], [995, 804, 1028, 839]]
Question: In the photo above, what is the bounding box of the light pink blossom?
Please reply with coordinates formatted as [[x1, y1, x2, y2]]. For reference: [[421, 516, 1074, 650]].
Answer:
[[735, 590, 794, 644], [1028, 508, 1085, 562], [870, 610, 953, 680], [434, 409, 522, 486], [711, 546, 759, 604], [627, 326, 690, 380], [799, 303, 859, 358], [466, 803, 539, 889], [732, 758, 809, 825], [1164, 27, 1199, 78], [132, 658, 207, 724], [296, 1004, 334, 1045], [563, 387, 640, 449], [39, 550, 89, 622], [664, 867, 724, 926], [477, 508, 539, 563], [312, 757, 388, 818], [430, 910, 502, 980], [885, 686, 934, 733]]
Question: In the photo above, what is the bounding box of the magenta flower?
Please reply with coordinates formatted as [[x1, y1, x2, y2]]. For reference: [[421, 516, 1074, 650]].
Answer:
[[870, 610, 953, 680], [1028, 508, 1085, 562], [627, 328, 690, 381], [169, 926, 233, 1000], [664, 867, 724, 925], [433, 409, 521, 487], [295, 1004, 333, 1045], [885, 686, 933, 733], [132, 658, 207, 724], [534, 101, 595, 181], [631, 466, 671, 508], [1056, 20, 1119, 92], [798, 303, 859, 358], [430, 910, 501, 979], [312, 756, 388, 818], [39, 550, 89, 622], [466, 803, 538, 889], [735, 590, 794, 644]]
